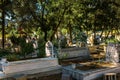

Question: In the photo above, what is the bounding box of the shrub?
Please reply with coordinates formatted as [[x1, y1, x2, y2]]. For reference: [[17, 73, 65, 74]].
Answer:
[[0, 49, 12, 58], [9, 35, 19, 45], [5, 54, 19, 61], [0, 48, 20, 61], [19, 37, 34, 58], [37, 38, 46, 58]]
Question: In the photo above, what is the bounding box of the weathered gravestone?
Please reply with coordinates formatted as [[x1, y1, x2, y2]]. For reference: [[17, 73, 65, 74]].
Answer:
[[106, 43, 120, 63], [45, 40, 54, 57], [0, 58, 9, 72]]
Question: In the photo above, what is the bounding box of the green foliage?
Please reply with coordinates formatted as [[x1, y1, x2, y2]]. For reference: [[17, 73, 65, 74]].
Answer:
[[19, 37, 34, 58], [72, 28, 87, 43], [52, 39, 58, 48], [9, 35, 19, 45], [37, 38, 46, 58], [5, 54, 19, 61], [9, 36, 35, 58], [0, 49, 19, 61], [0, 49, 12, 57], [1, 0, 120, 50], [105, 38, 120, 44]]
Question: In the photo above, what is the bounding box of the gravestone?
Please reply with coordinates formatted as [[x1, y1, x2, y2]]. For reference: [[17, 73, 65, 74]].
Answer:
[[45, 41, 54, 57], [0, 58, 9, 72], [106, 43, 120, 63]]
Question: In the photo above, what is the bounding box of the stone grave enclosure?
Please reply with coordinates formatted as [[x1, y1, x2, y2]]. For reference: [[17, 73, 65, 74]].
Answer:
[[58, 47, 90, 60]]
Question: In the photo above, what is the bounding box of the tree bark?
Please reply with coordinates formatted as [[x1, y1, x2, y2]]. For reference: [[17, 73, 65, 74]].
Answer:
[[68, 23, 72, 44], [44, 30, 47, 42], [2, 0, 5, 49]]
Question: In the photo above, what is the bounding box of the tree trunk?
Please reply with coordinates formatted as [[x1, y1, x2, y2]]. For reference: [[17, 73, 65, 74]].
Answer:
[[50, 5, 67, 41], [50, 28, 57, 41], [69, 24, 72, 44], [105, 31, 110, 39], [44, 30, 47, 42], [2, 0, 5, 49], [93, 26, 97, 45], [100, 28, 104, 38]]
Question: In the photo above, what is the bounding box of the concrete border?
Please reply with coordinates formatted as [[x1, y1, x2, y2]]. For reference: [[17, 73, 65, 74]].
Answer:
[[0, 58, 61, 79]]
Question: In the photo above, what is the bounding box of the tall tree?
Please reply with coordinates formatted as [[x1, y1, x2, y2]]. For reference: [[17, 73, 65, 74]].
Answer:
[[0, 0, 13, 49]]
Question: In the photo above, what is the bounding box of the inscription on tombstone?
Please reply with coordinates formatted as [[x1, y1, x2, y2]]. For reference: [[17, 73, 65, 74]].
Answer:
[[106, 43, 120, 63]]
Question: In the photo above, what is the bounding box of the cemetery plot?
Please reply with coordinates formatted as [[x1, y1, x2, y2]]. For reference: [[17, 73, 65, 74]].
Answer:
[[62, 63, 120, 80], [76, 61, 117, 71]]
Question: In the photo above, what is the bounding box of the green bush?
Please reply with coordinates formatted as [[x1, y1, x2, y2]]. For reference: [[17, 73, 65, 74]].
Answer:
[[52, 39, 58, 48], [0, 49, 12, 57], [9, 35, 19, 45], [0, 49, 20, 61], [105, 38, 119, 44], [19, 37, 34, 58], [37, 38, 46, 58], [5, 54, 19, 61]]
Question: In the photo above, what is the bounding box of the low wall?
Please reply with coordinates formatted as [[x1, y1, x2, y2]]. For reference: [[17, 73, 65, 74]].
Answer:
[[0, 58, 61, 79], [63, 64, 120, 80], [58, 47, 90, 59]]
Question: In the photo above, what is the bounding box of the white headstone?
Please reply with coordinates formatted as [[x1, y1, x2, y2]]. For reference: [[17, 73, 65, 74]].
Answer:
[[45, 41, 54, 57], [0, 58, 9, 72], [106, 43, 119, 63]]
